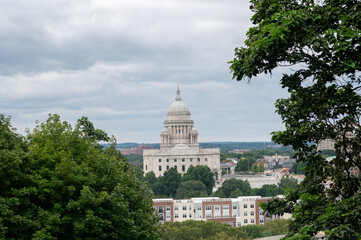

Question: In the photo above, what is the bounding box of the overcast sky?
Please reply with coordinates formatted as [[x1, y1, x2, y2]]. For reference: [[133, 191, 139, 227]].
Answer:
[[0, 0, 290, 143]]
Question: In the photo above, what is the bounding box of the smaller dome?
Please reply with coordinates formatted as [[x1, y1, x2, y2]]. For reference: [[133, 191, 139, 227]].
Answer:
[[161, 128, 169, 134], [192, 127, 198, 133], [174, 143, 190, 150]]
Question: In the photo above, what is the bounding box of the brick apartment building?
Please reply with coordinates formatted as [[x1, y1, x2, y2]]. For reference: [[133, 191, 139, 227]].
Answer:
[[153, 196, 290, 227]]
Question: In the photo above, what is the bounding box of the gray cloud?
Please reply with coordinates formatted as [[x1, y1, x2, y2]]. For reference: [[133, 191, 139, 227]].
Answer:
[[0, 0, 289, 143]]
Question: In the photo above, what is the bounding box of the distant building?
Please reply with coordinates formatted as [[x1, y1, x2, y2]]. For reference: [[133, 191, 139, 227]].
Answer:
[[259, 154, 293, 169], [143, 87, 221, 180], [153, 196, 291, 226], [221, 162, 236, 176], [317, 139, 336, 151], [118, 145, 153, 155]]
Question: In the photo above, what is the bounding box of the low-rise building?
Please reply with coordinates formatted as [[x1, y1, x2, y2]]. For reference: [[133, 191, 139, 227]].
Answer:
[[153, 196, 289, 227]]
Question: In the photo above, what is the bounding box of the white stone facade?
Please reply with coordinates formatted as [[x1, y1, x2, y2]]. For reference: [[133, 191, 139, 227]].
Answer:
[[143, 87, 221, 179]]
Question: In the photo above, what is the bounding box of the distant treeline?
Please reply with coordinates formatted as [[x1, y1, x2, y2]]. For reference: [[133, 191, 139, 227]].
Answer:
[[111, 142, 292, 153]]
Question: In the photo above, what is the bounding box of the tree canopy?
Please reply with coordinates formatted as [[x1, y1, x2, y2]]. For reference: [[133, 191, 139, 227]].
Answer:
[[175, 180, 208, 199], [182, 165, 215, 195], [0, 114, 161, 239], [230, 0, 361, 238]]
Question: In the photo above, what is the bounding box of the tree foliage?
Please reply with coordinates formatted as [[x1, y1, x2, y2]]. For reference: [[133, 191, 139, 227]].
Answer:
[[230, 0, 361, 238], [235, 158, 250, 172], [182, 165, 215, 195], [0, 114, 161, 239], [213, 178, 251, 198], [162, 219, 290, 240], [175, 180, 208, 199], [278, 175, 298, 193]]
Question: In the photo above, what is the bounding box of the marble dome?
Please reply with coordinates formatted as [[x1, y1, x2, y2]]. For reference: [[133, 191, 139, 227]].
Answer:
[[167, 87, 191, 121]]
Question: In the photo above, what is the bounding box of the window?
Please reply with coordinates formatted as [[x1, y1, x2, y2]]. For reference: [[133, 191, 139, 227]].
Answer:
[[197, 206, 201, 211], [251, 219, 254, 223], [183, 206, 187, 210], [250, 204, 254, 208], [206, 206, 212, 210], [175, 206, 178, 210], [159, 214, 164, 221], [174, 159, 177, 162], [182, 165, 185, 172], [237, 222, 242, 227], [166, 165, 169, 170], [244, 219, 248, 223], [166, 159, 169, 162], [189, 206, 192, 210], [183, 214, 187, 218], [189, 213, 192, 218], [174, 165, 177, 170], [233, 205, 237, 210], [182, 158, 185, 162], [223, 205, 229, 217], [205, 213, 212, 218], [159, 166, 162, 171], [197, 158, 200, 162], [197, 213, 202, 219], [260, 219, 264, 224], [251, 211, 254, 216], [166, 213, 171, 220], [259, 210, 264, 215], [159, 159, 162, 162], [215, 206, 220, 211], [190, 158, 193, 162], [166, 206, 170, 211], [244, 211, 248, 216], [244, 204, 247, 208], [146, 165, 147, 170], [205, 158, 208, 161], [175, 213, 179, 218], [158, 206, 164, 213]]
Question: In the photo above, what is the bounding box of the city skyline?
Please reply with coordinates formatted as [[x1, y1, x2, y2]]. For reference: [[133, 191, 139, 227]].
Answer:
[[1, 0, 290, 143]]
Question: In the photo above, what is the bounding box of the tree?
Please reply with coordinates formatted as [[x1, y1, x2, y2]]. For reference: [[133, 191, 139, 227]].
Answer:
[[182, 165, 215, 195], [175, 180, 208, 199], [257, 184, 282, 197], [159, 167, 181, 197], [0, 114, 161, 239], [144, 171, 158, 190], [235, 158, 250, 172], [162, 220, 249, 240], [278, 175, 298, 194], [219, 178, 251, 197], [230, 0, 361, 238]]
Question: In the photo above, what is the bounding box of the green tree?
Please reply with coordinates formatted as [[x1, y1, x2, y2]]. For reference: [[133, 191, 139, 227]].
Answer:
[[182, 165, 215, 195], [230, 189, 243, 198], [144, 171, 158, 190], [251, 164, 259, 172], [175, 180, 208, 199], [159, 167, 181, 197], [278, 175, 298, 194], [219, 178, 251, 197], [0, 114, 161, 239], [235, 158, 250, 172], [257, 184, 281, 197], [163, 220, 249, 240], [230, 0, 361, 238]]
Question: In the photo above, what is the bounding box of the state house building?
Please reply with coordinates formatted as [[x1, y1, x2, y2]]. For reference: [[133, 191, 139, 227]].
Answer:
[[143, 87, 221, 180]]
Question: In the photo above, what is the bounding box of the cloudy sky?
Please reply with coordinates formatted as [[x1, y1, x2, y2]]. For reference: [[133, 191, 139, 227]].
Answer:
[[0, 0, 289, 143]]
